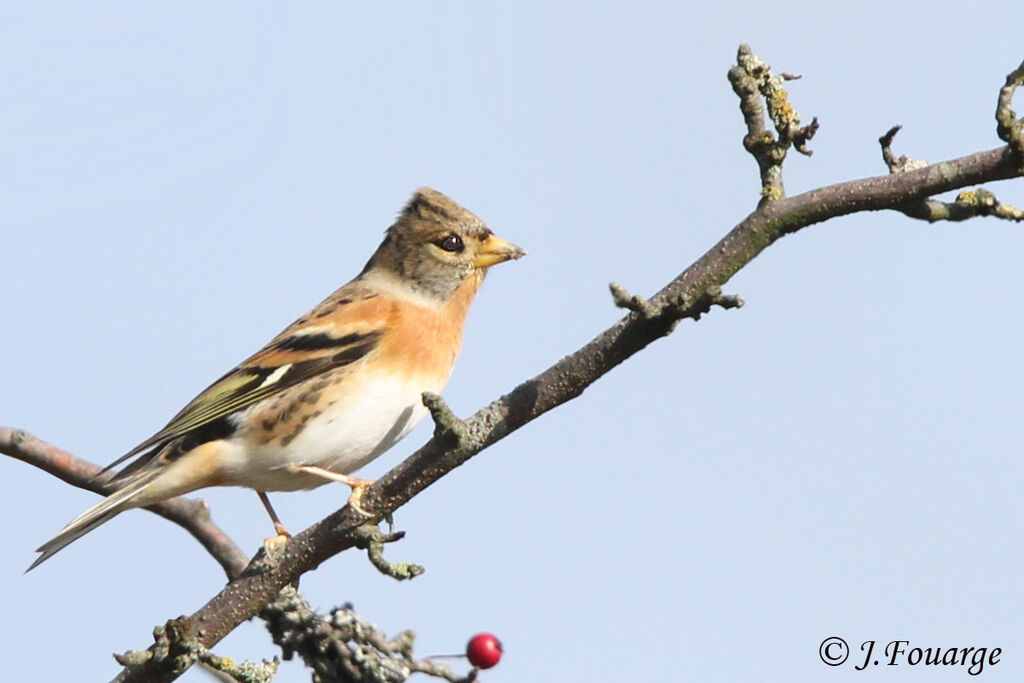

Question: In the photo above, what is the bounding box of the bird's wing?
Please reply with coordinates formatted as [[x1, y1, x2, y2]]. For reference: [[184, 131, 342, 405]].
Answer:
[[102, 289, 388, 474]]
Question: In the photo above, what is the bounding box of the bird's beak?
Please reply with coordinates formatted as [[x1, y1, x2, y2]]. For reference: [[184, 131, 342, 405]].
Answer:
[[474, 234, 526, 268]]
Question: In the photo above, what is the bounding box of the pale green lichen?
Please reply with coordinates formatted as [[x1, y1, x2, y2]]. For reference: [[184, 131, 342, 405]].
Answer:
[[199, 652, 280, 683]]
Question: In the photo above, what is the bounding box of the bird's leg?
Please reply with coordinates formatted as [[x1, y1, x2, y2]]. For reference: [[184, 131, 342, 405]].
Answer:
[[257, 490, 291, 538], [286, 464, 373, 516]]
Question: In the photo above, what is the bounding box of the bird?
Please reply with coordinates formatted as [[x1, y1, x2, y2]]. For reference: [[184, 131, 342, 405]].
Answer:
[[30, 188, 524, 570]]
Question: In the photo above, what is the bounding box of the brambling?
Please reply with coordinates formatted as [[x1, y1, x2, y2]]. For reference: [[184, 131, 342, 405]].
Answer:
[[30, 188, 524, 570]]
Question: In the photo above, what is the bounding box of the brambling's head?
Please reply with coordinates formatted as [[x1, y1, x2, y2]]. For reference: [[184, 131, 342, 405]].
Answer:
[[364, 188, 525, 301]]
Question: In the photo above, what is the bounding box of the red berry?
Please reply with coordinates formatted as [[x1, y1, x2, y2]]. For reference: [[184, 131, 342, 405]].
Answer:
[[466, 632, 503, 669]]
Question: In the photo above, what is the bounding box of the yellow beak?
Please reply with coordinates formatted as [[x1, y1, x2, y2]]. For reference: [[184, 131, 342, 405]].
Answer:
[[474, 234, 526, 268]]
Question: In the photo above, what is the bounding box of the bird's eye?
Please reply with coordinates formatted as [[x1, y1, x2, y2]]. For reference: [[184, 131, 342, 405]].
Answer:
[[436, 234, 464, 252]]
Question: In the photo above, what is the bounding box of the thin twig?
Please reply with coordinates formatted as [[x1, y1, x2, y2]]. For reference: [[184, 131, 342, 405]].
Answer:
[[880, 127, 1023, 222], [728, 44, 818, 203], [996, 58, 1024, 167], [879, 125, 929, 174]]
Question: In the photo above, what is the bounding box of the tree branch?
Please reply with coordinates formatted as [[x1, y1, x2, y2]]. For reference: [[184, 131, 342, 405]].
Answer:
[[0, 427, 249, 578], [880, 125, 1023, 222], [0, 429, 454, 681], [0, 427, 467, 680], [258, 587, 473, 683], [996, 58, 1024, 163], [728, 43, 819, 203], [111, 138, 1024, 682]]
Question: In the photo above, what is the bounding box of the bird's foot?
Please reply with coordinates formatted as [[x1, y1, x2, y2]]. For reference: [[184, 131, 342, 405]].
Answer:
[[263, 533, 290, 555], [286, 464, 375, 516]]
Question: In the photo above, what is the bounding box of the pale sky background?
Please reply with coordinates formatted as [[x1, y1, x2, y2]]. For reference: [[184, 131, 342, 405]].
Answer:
[[2, 3, 1023, 682]]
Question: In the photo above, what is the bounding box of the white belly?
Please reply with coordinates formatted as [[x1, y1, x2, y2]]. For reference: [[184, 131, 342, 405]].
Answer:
[[221, 372, 439, 491]]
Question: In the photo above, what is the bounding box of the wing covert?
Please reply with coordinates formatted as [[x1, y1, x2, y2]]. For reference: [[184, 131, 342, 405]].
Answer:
[[101, 330, 381, 473]]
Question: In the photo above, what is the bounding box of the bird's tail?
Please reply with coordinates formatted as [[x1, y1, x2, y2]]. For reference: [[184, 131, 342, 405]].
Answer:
[[28, 469, 162, 571]]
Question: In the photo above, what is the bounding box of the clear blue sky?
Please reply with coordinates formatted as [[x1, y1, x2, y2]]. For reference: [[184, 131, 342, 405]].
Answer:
[[2, 3, 1022, 681]]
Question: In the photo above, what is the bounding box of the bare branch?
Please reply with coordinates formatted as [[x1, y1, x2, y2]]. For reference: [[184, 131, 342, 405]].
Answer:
[[609, 282, 658, 318], [611, 282, 742, 322], [954, 188, 1024, 221], [0, 427, 249, 578], [880, 126, 1023, 222], [4, 426, 464, 680], [1, 429, 425, 679], [354, 524, 425, 580], [728, 44, 818, 203], [996, 58, 1024, 166], [904, 189, 1024, 223], [879, 125, 929, 174], [421, 391, 469, 448]]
